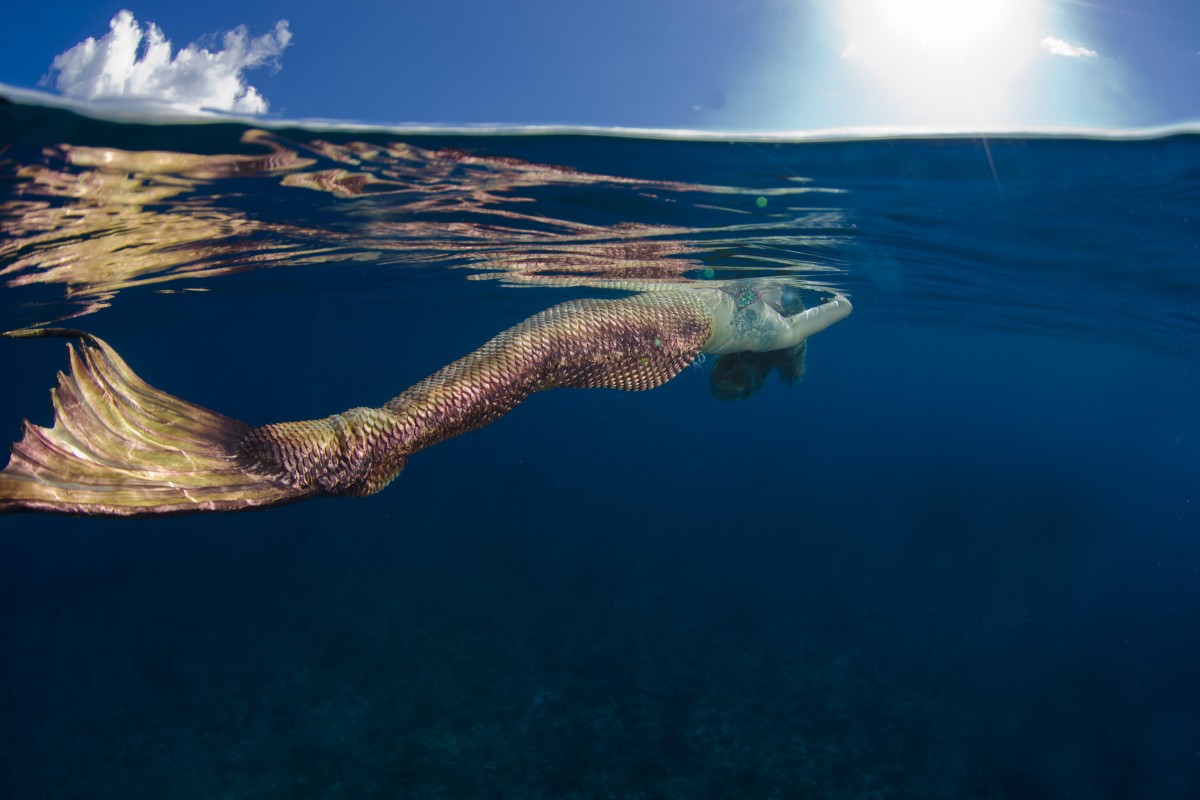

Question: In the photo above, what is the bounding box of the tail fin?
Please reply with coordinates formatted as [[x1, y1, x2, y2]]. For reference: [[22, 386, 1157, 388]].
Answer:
[[0, 330, 309, 516]]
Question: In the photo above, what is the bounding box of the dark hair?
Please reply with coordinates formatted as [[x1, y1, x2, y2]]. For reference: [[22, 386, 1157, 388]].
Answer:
[[708, 341, 807, 401]]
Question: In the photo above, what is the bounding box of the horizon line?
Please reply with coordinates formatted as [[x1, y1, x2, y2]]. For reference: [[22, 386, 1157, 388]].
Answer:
[[3, 82, 1198, 143]]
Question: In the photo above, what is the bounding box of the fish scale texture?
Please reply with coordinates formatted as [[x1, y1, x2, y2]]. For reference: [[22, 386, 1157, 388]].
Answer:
[[0, 293, 712, 513], [239, 293, 713, 496]]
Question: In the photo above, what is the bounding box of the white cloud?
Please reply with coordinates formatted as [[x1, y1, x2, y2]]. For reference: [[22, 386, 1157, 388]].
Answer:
[[45, 10, 291, 114], [1041, 36, 1097, 58]]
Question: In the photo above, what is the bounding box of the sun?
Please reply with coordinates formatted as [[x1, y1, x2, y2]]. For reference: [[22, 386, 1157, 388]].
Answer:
[[865, 0, 1015, 49], [835, 0, 1047, 128]]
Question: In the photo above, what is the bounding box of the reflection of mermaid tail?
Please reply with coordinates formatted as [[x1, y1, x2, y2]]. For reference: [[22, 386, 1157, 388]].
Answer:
[[0, 293, 713, 516]]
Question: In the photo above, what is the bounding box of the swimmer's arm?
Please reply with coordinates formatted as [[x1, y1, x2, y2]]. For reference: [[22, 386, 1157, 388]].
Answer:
[[702, 293, 852, 354], [771, 295, 853, 350]]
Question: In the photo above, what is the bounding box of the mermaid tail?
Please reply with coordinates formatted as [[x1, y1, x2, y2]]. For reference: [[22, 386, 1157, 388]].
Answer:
[[0, 329, 308, 516], [239, 292, 713, 496], [1, 292, 712, 516]]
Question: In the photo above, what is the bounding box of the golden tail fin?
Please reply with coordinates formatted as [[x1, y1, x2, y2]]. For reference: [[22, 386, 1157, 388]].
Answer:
[[0, 330, 309, 516]]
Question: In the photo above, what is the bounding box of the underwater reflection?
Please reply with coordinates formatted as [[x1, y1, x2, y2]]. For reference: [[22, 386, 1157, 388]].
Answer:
[[1, 130, 848, 323]]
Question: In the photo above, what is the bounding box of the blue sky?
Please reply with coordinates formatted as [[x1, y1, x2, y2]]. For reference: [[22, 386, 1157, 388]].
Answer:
[[1, 0, 1197, 130]]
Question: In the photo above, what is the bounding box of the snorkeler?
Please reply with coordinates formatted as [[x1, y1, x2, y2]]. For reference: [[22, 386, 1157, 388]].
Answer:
[[0, 285, 850, 516]]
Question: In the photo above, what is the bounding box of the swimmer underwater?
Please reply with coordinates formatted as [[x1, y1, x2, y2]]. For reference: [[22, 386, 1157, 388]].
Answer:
[[0, 284, 850, 516]]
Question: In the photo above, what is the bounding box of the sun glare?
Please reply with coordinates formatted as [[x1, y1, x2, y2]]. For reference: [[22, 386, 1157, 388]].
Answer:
[[836, 0, 1046, 127]]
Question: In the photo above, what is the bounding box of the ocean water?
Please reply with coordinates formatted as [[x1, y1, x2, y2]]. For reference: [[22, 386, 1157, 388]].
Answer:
[[0, 97, 1198, 798]]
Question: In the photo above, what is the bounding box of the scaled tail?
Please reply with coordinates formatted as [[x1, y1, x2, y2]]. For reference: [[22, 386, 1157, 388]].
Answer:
[[0, 330, 309, 516], [1, 293, 715, 516]]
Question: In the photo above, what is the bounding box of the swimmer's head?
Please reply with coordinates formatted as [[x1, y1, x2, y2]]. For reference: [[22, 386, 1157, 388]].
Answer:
[[710, 351, 770, 401], [708, 341, 806, 401]]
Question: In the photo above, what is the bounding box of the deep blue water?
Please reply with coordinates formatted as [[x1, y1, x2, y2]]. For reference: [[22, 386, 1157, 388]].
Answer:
[[1, 98, 1198, 798]]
